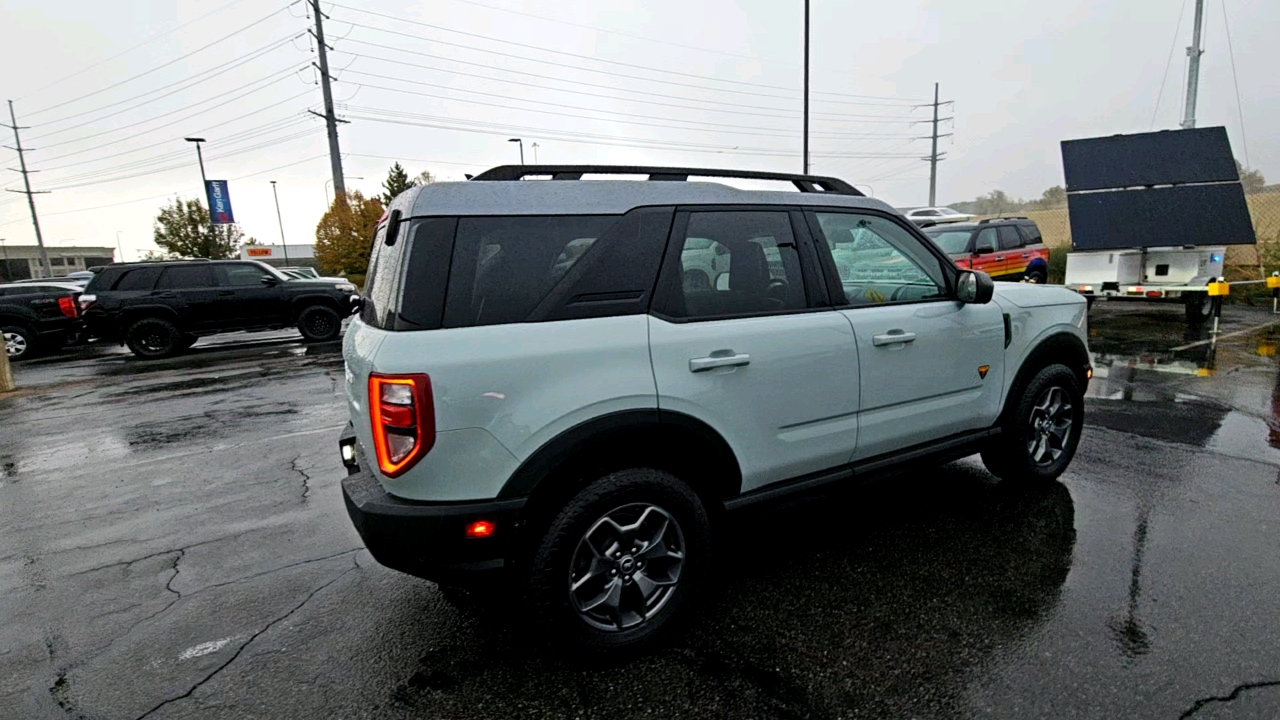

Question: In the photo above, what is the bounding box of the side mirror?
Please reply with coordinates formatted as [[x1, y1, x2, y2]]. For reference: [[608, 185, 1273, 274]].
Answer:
[[349, 295, 365, 316], [261, 276, 279, 286], [956, 270, 995, 304]]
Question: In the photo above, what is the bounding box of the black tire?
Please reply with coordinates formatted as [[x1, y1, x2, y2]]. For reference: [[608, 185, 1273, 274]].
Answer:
[[2, 324, 36, 362], [1185, 292, 1210, 324], [125, 318, 181, 359], [981, 364, 1084, 483], [297, 305, 341, 342], [1025, 270, 1047, 284], [526, 468, 711, 655]]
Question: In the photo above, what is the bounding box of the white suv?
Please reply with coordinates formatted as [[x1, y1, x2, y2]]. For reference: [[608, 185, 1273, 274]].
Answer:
[[338, 165, 1090, 653]]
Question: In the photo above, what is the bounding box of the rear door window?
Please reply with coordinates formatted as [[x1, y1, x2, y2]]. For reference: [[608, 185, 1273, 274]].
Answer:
[[1019, 224, 1044, 245], [998, 225, 1023, 250], [157, 265, 216, 289], [443, 215, 619, 327], [113, 266, 162, 291]]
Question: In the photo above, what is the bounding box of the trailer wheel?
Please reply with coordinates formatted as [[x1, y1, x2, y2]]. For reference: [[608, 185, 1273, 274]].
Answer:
[[1185, 293, 1210, 324]]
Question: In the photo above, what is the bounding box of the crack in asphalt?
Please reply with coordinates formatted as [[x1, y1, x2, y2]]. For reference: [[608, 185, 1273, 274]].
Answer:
[[1178, 679, 1280, 718], [132, 562, 356, 720], [290, 454, 312, 502]]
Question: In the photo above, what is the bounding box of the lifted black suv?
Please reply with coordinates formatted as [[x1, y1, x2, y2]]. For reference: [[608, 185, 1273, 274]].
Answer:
[[81, 260, 357, 358]]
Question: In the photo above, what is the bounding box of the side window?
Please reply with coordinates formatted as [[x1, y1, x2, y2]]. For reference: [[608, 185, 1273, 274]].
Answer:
[[362, 221, 398, 328], [444, 215, 619, 327], [998, 225, 1022, 250], [1019, 224, 1043, 245], [973, 228, 999, 254], [220, 264, 273, 287], [156, 265, 215, 290], [113, 267, 162, 291], [666, 211, 805, 320], [813, 212, 948, 306]]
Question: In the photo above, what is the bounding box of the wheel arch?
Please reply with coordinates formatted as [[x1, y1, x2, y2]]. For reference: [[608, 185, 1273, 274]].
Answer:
[[500, 408, 742, 531], [121, 306, 183, 327], [1001, 331, 1090, 423], [290, 294, 342, 320]]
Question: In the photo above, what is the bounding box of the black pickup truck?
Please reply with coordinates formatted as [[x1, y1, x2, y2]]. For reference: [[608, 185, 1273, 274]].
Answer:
[[0, 282, 83, 361], [80, 260, 358, 358]]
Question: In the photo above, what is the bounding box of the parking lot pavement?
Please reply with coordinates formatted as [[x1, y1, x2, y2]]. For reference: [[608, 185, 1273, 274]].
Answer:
[[3, 304, 1280, 719]]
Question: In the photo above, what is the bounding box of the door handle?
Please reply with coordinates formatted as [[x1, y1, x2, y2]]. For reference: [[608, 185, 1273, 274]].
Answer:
[[689, 352, 751, 372], [872, 331, 917, 347], [1022, 253, 1030, 258], [994, 255, 1005, 261]]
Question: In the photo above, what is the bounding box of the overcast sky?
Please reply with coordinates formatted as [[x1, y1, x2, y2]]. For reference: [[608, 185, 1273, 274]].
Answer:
[[0, 0, 1275, 260]]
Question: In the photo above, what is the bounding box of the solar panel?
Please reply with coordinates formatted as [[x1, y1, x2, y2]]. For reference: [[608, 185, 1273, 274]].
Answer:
[[1061, 127, 1238, 191]]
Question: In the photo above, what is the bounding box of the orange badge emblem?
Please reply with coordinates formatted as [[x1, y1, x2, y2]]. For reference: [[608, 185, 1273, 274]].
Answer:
[[978, 365, 990, 379]]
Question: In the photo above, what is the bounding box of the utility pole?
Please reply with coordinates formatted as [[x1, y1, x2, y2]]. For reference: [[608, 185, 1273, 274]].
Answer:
[[531, 142, 539, 164], [310, 0, 346, 199], [271, 181, 290, 264], [923, 83, 953, 207], [1181, 0, 1206, 129], [4, 101, 52, 279], [802, 0, 810, 175], [184, 137, 217, 244]]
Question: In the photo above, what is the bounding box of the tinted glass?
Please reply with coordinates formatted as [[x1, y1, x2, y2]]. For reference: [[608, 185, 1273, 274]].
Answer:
[[1019, 224, 1043, 245], [113, 266, 162, 291], [815, 213, 947, 306], [973, 228, 999, 254], [998, 225, 1023, 250], [444, 215, 618, 327], [668, 211, 805, 319], [362, 222, 397, 328], [924, 229, 973, 254], [221, 264, 273, 286], [156, 265, 215, 289], [398, 218, 458, 330], [1, 286, 38, 296]]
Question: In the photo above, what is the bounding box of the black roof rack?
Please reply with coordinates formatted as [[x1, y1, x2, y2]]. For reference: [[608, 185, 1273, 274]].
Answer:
[[469, 165, 863, 196], [977, 216, 1030, 224]]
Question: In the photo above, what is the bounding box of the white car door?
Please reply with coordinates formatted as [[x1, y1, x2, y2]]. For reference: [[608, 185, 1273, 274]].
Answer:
[[648, 210, 860, 494], [807, 210, 1007, 460]]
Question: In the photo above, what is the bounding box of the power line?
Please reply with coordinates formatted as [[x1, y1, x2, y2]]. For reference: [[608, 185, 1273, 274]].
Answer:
[[331, 7, 925, 105], [24, 4, 294, 118], [18, 0, 253, 100], [1219, 0, 1250, 169]]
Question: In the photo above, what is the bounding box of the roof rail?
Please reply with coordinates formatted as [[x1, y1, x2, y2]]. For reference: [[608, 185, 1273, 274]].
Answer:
[[469, 165, 863, 196], [977, 216, 1030, 224]]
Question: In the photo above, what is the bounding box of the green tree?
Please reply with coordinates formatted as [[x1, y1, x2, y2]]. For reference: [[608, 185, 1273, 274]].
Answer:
[[314, 191, 384, 277], [1037, 185, 1067, 208], [152, 196, 243, 259], [382, 162, 414, 205], [1237, 160, 1266, 195]]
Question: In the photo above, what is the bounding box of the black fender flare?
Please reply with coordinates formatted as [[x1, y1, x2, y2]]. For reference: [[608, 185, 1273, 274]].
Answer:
[[1001, 332, 1091, 424]]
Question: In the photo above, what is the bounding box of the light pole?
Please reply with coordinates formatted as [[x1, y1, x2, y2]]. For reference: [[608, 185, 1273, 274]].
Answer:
[[115, 230, 124, 262], [324, 176, 363, 207], [0, 237, 8, 279], [508, 138, 524, 165], [531, 142, 540, 164], [184, 137, 217, 242], [802, 0, 810, 175], [270, 181, 290, 265]]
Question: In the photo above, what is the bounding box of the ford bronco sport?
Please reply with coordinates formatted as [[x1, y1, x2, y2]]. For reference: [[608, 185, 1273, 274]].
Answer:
[[338, 165, 1090, 653]]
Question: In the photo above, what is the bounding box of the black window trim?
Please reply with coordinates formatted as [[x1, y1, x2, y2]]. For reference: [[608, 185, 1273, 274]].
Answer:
[[803, 207, 962, 310], [649, 204, 832, 324]]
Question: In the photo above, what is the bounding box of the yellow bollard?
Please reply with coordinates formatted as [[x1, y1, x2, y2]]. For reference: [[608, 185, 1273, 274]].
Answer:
[[0, 341, 13, 393]]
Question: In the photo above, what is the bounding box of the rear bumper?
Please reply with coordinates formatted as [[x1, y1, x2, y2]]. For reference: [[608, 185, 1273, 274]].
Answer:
[[341, 464, 525, 583]]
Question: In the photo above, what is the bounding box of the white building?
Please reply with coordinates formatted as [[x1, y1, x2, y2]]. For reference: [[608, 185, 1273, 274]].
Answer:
[[0, 244, 116, 282], [239, 243, 318, 269]]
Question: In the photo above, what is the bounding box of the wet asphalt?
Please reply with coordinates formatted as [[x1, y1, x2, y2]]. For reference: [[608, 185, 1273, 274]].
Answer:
[[2, 301, 1280, 720]]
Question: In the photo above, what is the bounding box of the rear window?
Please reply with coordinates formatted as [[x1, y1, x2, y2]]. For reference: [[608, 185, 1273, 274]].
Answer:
[[443, 215, 619, 328], [924, 229, 972, 254], [157, 265, 215, 289], [113, 266, 163, 291], [1019, 223, 1043, 245]]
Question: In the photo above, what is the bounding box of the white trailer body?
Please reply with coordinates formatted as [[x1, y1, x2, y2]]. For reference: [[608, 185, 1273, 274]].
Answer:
[[1064, 246, 1224, 300]]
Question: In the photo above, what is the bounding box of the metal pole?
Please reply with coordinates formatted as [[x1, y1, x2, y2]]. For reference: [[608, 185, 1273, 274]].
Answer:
[[531, 142, 539, 164], [929, 83, 940, 207], [802, 0, 810, 175], [6, 101, 51, 278], [312, 0, 345, 198], [1181, 0, 1206, 129], [271, 181, 290, 264], [187, 139, 217, 244], [508, 138, 524, 164], [115, 230, 124, 262]]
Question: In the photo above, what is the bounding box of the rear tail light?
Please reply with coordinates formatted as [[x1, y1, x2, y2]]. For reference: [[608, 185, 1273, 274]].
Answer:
[[368, 373, 435, 477], [58, 296, 79, 318]]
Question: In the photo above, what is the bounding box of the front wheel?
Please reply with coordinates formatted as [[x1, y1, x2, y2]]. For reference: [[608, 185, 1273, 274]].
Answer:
[[2, 325, 36, 361], [527, 468, 711, 654], [981, 364, 1084, 483], [297, 305, 341, 342]]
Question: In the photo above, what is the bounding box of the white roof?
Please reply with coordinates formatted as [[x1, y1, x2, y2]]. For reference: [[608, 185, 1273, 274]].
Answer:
[[405, 180, 897, 217]]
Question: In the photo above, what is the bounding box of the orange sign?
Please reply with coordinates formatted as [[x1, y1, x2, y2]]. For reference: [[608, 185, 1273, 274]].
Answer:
[[246, 247, 272, 257]]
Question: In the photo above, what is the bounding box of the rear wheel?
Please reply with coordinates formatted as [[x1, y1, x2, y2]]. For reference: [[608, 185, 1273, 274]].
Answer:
[[527, 468, 710, 654], [297, 305, 341, 342], [2, 325, 36, 361], [1185, 292, 1211, 324], [981, 364, 1084, 483], [125, 318, 181, 359]]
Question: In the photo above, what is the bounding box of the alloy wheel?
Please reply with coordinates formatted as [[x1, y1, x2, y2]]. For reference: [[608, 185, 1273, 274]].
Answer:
[[569, 503, 686, 632], [3, 331, 27, 358], [1028, 386, 1073, 466]]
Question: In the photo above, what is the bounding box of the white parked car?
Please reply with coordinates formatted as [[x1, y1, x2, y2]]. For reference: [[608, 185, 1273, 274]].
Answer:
[[336, 165, 1090, 654], [903, 206, 975, 226]]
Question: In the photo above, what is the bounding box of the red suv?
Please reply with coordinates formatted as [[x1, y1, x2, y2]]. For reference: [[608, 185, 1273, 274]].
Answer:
[[922, 217, 1050, 283]]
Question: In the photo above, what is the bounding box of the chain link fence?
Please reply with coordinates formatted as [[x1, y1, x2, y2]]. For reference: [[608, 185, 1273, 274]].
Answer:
[[972, 192, 1280, 283]]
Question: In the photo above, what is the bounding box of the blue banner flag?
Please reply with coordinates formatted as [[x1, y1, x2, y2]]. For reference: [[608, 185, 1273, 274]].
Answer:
[[205, 180, 235, 225]]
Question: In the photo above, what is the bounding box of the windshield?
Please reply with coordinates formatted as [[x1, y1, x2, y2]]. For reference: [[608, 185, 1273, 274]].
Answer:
[[924, 229, 973, 254]]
